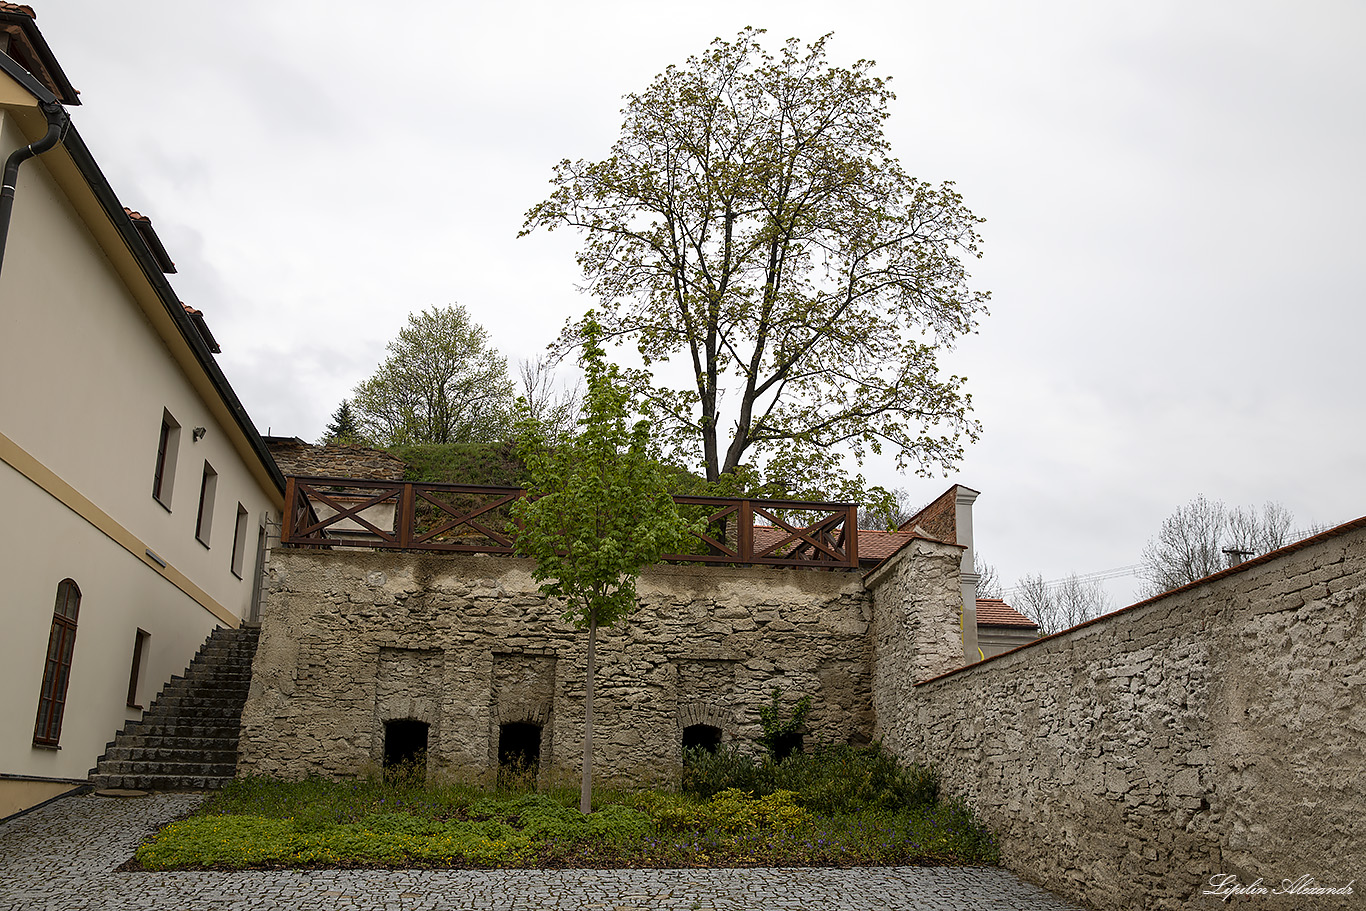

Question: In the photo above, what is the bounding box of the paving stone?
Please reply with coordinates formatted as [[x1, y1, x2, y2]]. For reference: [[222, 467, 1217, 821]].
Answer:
[[0, 793, 1091, 910]]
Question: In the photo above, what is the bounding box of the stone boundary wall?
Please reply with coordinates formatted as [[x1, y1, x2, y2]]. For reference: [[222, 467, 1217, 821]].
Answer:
[[239, 550, 875, 785], [908, 520, 1366, 911]]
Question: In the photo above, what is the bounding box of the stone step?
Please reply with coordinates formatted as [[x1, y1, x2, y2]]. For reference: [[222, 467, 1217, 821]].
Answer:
[[90, 774, 232, 791], [119, 722, 241, 740], [96, 759, 237, 777], [100, 746, 240, 765], [152, 685, 250, 703], [90, 625, 259, 787], [147, 694, 250, 710]]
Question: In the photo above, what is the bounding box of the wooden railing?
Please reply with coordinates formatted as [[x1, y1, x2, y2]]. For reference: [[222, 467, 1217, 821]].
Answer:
[[281, 477, 858, 569]]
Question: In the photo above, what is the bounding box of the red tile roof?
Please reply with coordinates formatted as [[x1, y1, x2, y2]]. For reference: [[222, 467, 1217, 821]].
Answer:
[[976, 598, 1037, 628], [857, 528, 921, 561], [0, 3, 79, 104], [181, 303, 221, 353], [124, 207, 177, 273]]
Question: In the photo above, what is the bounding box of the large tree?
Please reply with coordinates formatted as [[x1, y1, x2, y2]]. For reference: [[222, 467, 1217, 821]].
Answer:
[[512, 317, 693, 814], [1138, 496, 1300, 598], [523, 29, 988, 487], [352, 304, 514, 446]]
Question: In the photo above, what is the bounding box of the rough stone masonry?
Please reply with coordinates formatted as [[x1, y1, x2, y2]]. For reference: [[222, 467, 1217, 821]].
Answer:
[[238, 539, 963, 785], [909, 519, 1366, 911], [238, 517, 1364, 911]]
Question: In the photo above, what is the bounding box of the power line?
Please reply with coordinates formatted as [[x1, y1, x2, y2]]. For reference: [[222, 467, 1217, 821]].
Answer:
[[1000, 563, 1141, 597], [996, 523, 1340, 600]]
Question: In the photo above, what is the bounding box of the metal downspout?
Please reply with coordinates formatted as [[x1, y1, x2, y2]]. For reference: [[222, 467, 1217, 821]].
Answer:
[[0, 99, 69, 277]]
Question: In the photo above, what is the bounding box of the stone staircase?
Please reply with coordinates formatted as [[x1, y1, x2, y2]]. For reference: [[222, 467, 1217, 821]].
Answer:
[[89, 625, 259, 791]]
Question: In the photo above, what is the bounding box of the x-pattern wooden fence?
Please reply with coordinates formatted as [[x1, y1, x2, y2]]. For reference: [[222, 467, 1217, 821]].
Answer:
[[282, 477, 858, 569]]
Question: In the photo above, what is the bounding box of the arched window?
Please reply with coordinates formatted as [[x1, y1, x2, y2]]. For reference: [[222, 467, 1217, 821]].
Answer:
[[33, 579, 80, 747], [682, 724, 722, 761]]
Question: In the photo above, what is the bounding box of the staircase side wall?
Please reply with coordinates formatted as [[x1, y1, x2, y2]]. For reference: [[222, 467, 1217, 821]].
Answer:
[[909, 521, 1366, 911], [240, 551, 874, 785]]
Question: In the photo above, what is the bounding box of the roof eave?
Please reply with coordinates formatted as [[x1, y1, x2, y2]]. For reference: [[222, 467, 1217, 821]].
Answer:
[[0, 11, 79, 105], [55, 125, 285, 494]]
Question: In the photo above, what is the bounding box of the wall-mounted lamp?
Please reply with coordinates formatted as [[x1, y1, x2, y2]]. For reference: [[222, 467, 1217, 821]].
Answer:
[[192, 427, 207, 442]]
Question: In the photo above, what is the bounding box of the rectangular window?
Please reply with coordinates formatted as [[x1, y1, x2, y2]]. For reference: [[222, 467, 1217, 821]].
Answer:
[[230, 504, 250, 578], [126, 628, 149, 709], [151, 410, 181, 508], [195, 463, 217, 546]]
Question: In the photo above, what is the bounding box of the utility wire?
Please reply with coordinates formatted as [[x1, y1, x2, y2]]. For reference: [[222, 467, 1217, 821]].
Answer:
[[998, 524, 1335, 599]]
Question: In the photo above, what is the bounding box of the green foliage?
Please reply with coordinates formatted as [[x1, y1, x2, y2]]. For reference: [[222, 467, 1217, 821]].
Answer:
[[512, 315, 698, 812], [388, 442, 526, 487], [757, 687, 812, 760], [682, 742, 939, 814], [320, 399, 366, 446], [523, 28, 988, 487], [649, 789, 809, 836], [352, 304, 514, 446], [136, 768, 993, 871], [511, 315, 694, 627]]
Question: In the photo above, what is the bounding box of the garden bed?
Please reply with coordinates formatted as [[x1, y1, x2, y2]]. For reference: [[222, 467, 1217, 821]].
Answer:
[[133, 746, 998, 871]]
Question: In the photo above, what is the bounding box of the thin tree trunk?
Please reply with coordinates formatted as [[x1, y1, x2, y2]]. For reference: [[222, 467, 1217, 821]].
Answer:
[[580, 609, 598, 814]]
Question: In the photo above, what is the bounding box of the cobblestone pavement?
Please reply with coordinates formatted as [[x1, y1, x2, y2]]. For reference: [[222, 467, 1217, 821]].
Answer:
[[0, 792, 1091, 910]]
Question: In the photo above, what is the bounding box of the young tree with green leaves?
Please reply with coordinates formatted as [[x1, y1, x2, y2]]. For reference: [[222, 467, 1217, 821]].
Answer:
[[523, 28, 988, 492], [512, 317, 694, 814]]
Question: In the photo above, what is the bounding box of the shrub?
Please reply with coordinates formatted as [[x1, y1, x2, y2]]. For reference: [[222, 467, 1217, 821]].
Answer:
[[757, 687, 812, 760], [650, 789, 809, 837], [681, 742, 938, 813], [681, 746, 761, 799]]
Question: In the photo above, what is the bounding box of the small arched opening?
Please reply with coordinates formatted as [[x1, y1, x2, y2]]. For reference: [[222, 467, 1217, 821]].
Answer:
[[681, 724, 722, 763], [383, 719, 429, 778], [498, 721, 542, 777]]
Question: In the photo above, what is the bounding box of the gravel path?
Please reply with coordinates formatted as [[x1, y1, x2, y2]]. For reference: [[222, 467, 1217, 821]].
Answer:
[[0, 792, 1091, 910]]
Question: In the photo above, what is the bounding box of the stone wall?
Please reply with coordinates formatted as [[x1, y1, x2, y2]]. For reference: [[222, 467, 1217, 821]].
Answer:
[[265, 438, 406, 480], [864, 537, 965, 760], [907, 520, 1366, 911], [239, 550, 875, 785]]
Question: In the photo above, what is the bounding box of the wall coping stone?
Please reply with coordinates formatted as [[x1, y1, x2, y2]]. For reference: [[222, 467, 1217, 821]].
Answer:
[[915, 512, 1366, 687]]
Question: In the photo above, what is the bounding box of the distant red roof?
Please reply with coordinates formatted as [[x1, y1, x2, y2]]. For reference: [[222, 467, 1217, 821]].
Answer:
[[976, 598, 1037, 628], [0, 4, 36, 17]]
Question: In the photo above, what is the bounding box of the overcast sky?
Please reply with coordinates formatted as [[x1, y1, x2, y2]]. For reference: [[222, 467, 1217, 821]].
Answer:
[[33, 0, 1366, 604]]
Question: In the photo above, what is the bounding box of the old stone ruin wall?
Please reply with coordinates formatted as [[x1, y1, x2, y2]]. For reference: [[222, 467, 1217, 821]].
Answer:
[[905, 519, 1366, 911], [239, 550, 902, 786]]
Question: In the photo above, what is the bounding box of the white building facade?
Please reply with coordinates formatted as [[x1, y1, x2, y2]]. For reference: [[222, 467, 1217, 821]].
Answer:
[[0, 10, 283, 817]]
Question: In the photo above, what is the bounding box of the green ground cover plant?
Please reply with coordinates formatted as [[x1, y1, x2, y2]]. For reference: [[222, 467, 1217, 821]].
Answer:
[[135, 747, 997, 871]]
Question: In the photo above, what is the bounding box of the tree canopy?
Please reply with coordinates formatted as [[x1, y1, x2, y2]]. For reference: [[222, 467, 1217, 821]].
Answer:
[[352, 304, 514, 446], [511, 317, 693, 813], [1138, 496, 1301, 598], [319, 399, 365, 446], [523, 28, 989, 489]]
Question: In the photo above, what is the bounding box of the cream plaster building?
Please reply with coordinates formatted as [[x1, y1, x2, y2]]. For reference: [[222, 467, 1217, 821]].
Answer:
[[0, 6, 283, 817]]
